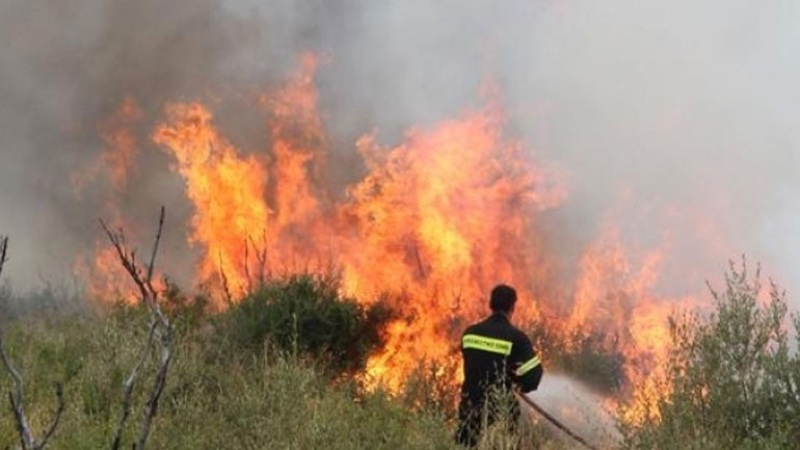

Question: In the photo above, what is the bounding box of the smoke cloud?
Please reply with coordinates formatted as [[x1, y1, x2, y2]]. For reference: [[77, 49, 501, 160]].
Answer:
[[1, 0, 799, 309]]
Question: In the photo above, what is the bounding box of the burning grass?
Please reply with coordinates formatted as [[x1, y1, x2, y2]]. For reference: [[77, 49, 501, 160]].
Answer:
[[0, 278, 573, 449], [2, 260, 799, 449]]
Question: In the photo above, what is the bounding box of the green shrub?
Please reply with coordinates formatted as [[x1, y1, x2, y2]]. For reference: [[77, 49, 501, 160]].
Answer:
[[620, 259, 800, 449], [218, 274, 394, 376], [159, 278, 213, 334]]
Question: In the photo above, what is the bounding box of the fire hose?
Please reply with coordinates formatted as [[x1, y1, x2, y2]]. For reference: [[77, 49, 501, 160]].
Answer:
[[516, 392, 600, 450]]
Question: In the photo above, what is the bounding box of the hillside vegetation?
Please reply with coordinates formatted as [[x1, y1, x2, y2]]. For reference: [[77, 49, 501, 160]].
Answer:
[[619, 261, 800, 449], [0, 288, 448, 449], [0, 275, 563, 450], [0, 256, 798, 449]]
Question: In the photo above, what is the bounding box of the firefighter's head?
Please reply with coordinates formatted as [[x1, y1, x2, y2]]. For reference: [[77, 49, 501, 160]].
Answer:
[[489, 284, 517, 317]]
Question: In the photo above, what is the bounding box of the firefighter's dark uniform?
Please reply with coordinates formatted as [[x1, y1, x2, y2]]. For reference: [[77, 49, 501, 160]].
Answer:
[[456, 313, 543, 447]]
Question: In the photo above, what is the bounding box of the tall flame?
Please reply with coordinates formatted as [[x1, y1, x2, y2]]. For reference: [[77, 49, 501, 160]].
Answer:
[[153, 103, 271, 293], [79, 56, 723, 414], [73, 96, 143, 301], [340, 100, 566, 388]]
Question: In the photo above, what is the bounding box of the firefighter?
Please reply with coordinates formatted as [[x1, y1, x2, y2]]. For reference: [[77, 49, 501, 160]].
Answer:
[[455, 284, 544, 447]]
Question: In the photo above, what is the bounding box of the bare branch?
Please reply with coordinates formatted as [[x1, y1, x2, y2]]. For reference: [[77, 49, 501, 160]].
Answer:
[[0, 236, 7, 279], [111, 320, 158, 450], [146, 207, 165, 285], [243, 237, 251, 294], [100, 219, 149, 305], [219, 251, 233, 307], [0, 238, 62, 450], [0, 333, 34, 450], [247, 233, 268, 286], [134, 331, 172, 450], [0, 334, 63, 450], [102, 208, 173, 450]]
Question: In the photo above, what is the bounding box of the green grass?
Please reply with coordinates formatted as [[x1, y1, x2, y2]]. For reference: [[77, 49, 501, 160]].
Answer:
[[0, 312, 456, 449], [9, 259, 797, 450], [0, 279, 566, 450]]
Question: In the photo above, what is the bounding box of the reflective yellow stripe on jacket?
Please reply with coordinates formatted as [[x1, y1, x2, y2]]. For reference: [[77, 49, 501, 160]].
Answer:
[[462, 334, 513, 356], [515, 356, 541, 376]]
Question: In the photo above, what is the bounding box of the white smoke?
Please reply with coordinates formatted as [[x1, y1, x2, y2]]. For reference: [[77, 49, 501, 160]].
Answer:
[[1, 0, 799, 312]]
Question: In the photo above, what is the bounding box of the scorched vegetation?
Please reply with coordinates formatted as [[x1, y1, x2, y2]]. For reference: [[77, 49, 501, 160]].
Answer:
[[1, 226, 799, 449]]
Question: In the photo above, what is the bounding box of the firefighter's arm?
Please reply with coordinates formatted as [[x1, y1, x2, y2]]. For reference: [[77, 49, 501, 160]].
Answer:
[[510, 334, 543, 393]]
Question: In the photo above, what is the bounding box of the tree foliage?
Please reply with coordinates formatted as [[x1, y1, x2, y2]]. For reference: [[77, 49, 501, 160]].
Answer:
[[621, 259, 800, 449], [220, 274, 394, 375]]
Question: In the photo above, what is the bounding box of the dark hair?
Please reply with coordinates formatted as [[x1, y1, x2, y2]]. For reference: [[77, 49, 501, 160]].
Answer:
[[489, 284, 517, 313]]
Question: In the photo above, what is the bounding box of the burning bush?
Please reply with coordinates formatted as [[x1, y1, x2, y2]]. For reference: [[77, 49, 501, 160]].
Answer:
[[528, 320, 627, 395], [218, 274, 394, 376], [620, 260, 800, 449]]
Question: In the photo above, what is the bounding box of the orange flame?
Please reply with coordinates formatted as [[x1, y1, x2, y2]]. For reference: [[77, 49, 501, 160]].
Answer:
[[263, 54, 332, 266], [153, 102, 271, 295], [72, 96, 142, 195], [82, 56, 724, 417], [73, 97, 143, 301], [341, 101, 567, 389]]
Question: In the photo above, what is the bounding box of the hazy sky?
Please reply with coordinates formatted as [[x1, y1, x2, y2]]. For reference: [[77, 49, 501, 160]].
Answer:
[[1, 0, 799, 308]]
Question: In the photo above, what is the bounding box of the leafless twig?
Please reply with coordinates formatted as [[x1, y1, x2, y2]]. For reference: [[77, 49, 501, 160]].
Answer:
[[0, 236, 65, 450], [0, 235, 7, 279], [135, 333, 171, 450], [219, 251, 233, 307], [249, 233, 268, 286], [243, 237, 251, 293], [101, 208, 173, 450], [145, 207, 165, 286], [0, 331, 33, 450], [110, 320, 157, 450]]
